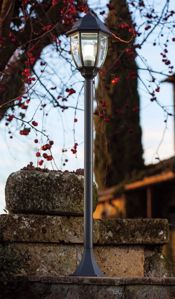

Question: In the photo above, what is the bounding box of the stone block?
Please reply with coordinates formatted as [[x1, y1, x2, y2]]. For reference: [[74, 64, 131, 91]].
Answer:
[[1, 277, 175, 299], [0, 214, 169, 278], [0, 214, 169, 245], [95, 246, 144, 277], [0, 243, 144, 278], [5, 170, 86, 215], [125, 285, 170, 299], [144, 247, 171, 277], [5, 170, 98, 215], [95, 218, 169, 245], [0, 214, 84, 244]]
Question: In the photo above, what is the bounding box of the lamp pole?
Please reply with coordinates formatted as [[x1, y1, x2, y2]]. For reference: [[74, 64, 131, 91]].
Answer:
[[84, 77, 93, 253], [67, 11, 111, 277], [73, 76, 103, 276]]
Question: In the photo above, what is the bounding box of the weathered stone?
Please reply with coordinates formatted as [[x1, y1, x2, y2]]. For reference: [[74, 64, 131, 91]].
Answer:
[[95, 218, 169, 245], [0, 214, 169, 278], [0, 214, 169, 245], [144, 247, 171, 277], [95, 246, 144, 277], [0, 214, 84, 244], [125, 285, 174, 299], [1, 244, 77, 278], [5, 170, 98, 215], [1, 277, 175, 299], [0, 243, 144, 277]]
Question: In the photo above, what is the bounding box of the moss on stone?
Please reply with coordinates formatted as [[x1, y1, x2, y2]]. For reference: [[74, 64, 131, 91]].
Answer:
[[5, 169, 97, 215]]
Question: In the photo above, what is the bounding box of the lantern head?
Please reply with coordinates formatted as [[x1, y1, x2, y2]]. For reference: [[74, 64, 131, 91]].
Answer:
[[67, 11, 111, 78]]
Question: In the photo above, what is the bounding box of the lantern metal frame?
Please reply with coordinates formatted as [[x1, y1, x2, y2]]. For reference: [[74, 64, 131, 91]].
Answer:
[[67, 11, 111, 78], [67, 11, 111, 277]]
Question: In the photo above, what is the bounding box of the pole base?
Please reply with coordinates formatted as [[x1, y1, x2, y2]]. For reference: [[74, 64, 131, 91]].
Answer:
[[71, 249, 103, 277]]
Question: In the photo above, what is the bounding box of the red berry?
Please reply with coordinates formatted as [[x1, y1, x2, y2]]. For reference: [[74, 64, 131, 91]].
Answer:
[[47, 155, 53, 161], [36, 152, 41, 157], [68, 88, 76, 95], [6, 115, 14, 122], [111, 77, 120, 85], [41, 144, 51, 151], [32, 121, 38, 126], [20, 128, 30, 136], [71, 149, 77, 154], [38, 160, 44, 166], [20, 104, 28, 110]]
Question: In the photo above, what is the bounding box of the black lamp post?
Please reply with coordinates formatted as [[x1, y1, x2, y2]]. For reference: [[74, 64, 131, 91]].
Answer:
[[67, 11, 111, 276]]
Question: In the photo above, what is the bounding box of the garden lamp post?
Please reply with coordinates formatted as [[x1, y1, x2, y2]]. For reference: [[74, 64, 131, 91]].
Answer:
[[67, 11, 111, 276]]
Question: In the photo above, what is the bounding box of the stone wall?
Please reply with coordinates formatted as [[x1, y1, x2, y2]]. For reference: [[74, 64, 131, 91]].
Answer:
[[0, 213, 169, 278], [0, 169, 175, 298], [0, 169, 170, 279], [1, 276, 175, 299]]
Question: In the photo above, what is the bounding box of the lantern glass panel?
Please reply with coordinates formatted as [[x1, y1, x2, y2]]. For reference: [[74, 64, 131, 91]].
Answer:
[[96, 33, 108, 68], [70, 33, 82, 68], [81, 32, 98, 67]]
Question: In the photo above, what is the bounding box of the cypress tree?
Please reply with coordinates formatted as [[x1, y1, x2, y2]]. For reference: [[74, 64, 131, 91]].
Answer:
[[94, 0, 144, 190]]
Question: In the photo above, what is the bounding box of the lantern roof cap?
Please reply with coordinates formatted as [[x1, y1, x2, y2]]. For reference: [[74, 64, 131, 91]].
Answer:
[[67, 11, 111, 36]]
